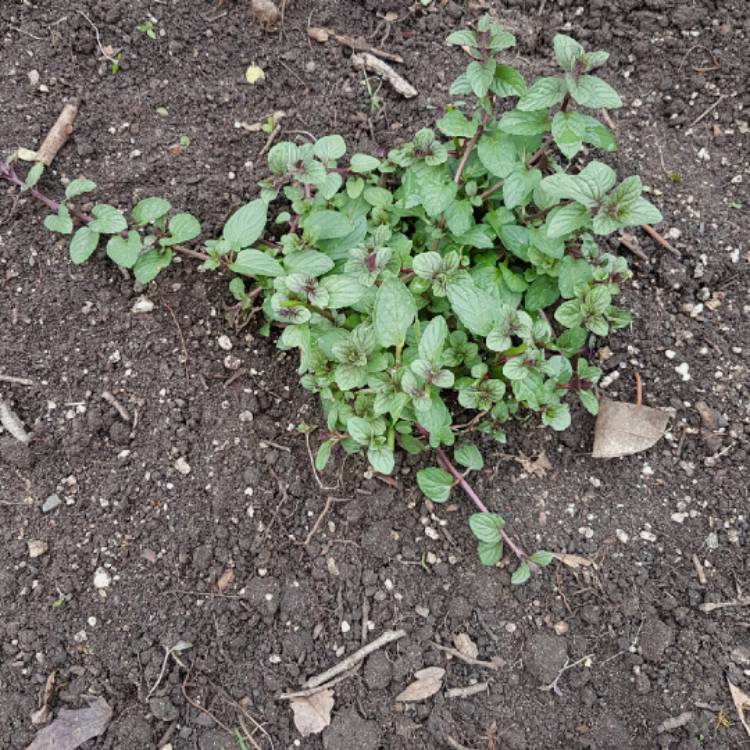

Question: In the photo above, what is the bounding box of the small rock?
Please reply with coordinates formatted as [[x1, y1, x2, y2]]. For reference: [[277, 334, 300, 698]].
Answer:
[[27, 540, 48, 558], [615, 528, 629, 544], [42, 494, 62, 513], [93, 567, 112, 589], [525, 633, 567, 684], [675, 362, 691, 382], [149, 696, 178, 722], [174, 457, 191, 475], [639, 617, 673, 662], [156, 107, 169, 117], [28, 69, 40, 86], [217, 335, 233, 351], [131, 296, 155, 314], [639, 530, 657, 542], [223, 354, 242, 370]]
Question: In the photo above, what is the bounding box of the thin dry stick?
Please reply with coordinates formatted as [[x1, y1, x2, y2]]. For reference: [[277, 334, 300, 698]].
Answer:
[[0, 374, 35, 386], [279, 666, 361, 699], [258, 124, 282, 158], [431, 642, 500, 671], [36, 99, 79, 166], [633, 372, 642, 407], [539, 653, 594, 695], [102, 390, 131, 422], [162, 300, 190, 382], [302, 495, 334, 545], [699, 597, 750, 614], [641, 223, 680, 258], [445, 682, 489, 699], [302, 629, 406, 689], [446, 736, 475, 750], [687, 94, 726, 129], [76, 10, 119, 64]]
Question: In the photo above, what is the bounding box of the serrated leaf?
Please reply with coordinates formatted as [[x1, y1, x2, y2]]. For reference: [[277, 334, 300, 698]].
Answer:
[[368, 443, 395, 474], [503, 168, 541, 210], [106, 230, 141, 268], [350, 153, 381, 173], [466, 59, 496, 98], [517, 76, 567, 111], [373, 277, 416, 347], [43, 205, 73, 235], [546, 203, 590, 238], [132, 197, 171, 226], [162, 213, 201, 244], [477, 131, 517, 178], [553, 34, 584, 72], [454, 442, 483, 471], [529, 549, 554, 566], [446, 276, 496, 336], [492, 65, 526, 97], [319, 171, 343, 200], [542, 403, 571, 431], [578, 388, 599, 415], [88, 204, 127, 234], [580, 115, 616, 151], [444, 199, 474, 236], [65, 178, 97, 200], [315, 440, 334, 471], [283, 250, 334, 277], [313, 134, 346, 161], [621, 197, 663, 226], [469, 512, 504, 543], [229, 248, 284, 277], [551, 111, 587, 159], [133, 249, 172, 284], [416, 467, 453, 503], [418, 315, 448, 362], [511, 562, 531, 585], [223, 199, 267, 248], [498, 109, 551, 136], [446, 29, 477, 47], [436, 110, 478, 138], [268, 142, 299, 175], [24, 161, 44, 189], [304, 210, 353, 240], [347, 416, 373, 444], [320, 275, 366, 308], [568, 74, 622, 109], [69, 226, 100, 264], [477, 540, 503, 566]]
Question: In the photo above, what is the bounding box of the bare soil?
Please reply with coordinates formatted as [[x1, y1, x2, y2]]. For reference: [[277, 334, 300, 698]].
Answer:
[[1, 1, 749, 748]]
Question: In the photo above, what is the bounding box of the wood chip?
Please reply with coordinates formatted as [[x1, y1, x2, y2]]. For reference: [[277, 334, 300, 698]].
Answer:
[[350, 52, 417, 98], [445, 681, 489, 699], [592, 398, 671, 458], [453, 633, 479, 660], [395, 667, 445, 702], [36, 100, 79, 166]]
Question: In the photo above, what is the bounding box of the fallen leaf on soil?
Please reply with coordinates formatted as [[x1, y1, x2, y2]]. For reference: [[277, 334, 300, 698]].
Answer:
[[728, 680, 750, 737], [245, 64, 265, 85], [695, 400, 719, 431], [215, 568, 235, 592], [553, 553, 596, 570], [249, 0, 280, 31], [25, 696, 112, 750], [453, 633, 479, 660], [289, 689, 334, 737], [30, 671, 56, 726], [513, 451, 551, 478], [308, 26, 332, 43], [591, 398, 671, 458], [395, 666, 445, 702]]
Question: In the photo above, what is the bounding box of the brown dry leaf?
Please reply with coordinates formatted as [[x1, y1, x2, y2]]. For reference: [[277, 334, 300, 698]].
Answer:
[[395, 667, 445, 702], [592, 398, 671, 458], [308, 27, 332, 43], [553, 553, 596, 570], [289, 689, 334, 737], [514, 451, 552, 478], [695, 400, 719, 431], [215, 568, 235, 593], [25, 696, 112, 750], [250, 0, 280, 30], [453, 633, 479, 660], [728, 680, 750, 738], [30, 672, 56, 726]]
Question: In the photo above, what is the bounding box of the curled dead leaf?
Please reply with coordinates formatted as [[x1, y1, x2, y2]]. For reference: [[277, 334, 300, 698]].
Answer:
[[25, 696, 112, 750], [289, 688, 334, 737], [308, 27, 332, 43], [514, 451, 552, 478], [553, 553, 596, 570], [395, 666, 445, 702], [215, 568, 235, 593], [30, 671, 56, 726], [592, 398, 672, 458], [453, 633, 479, 660]]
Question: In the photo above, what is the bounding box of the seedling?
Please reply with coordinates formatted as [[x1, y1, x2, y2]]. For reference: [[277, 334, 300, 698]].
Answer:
[[2, 19, 662, 584], [136, 19, 157, 40]]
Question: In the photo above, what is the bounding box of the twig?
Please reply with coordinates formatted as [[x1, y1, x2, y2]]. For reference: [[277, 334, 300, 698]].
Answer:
[[361, 597, 370, 645], [453, 128, 482, 186], [539, 653, 594, 696], [302, 495, 334, 545], [162, 300, 190, 382], [687, 95, 726, 129], [618, 231, 649, 262], [0, 374, 35, 386], [446, 736, 476, 750], [76, 10, 119, 64], [301, 629, 406, 689], [446, 682, 489, 699], [258, 124, 282, 158], [699, 597, 750, 614], [102, 390, 131, 422], [633, 372, 642, 407], [641, 223, 681, 258], [431, 642, 500, 671], [36, 99, 79, 166], [146, 648, 173, 701], [351, 53, 417, 98], [0, 395, 31, 444], [692, 554, 707, 585], [333, 33, 404, 64], [181, 666, 235, 735], [279, 666, 361, 699]]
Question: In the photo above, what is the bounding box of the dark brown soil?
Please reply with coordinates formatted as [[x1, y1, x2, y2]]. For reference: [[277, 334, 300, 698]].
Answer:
[[1, 1, 749, 749]]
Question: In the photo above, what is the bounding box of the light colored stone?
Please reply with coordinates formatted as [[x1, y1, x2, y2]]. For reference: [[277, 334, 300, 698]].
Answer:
[[174, 457, 191, 475], [131, 296, 154, 314], [218, 335, 233, 351], [93, 567, 111, 589], [28, 540, 48, 558]]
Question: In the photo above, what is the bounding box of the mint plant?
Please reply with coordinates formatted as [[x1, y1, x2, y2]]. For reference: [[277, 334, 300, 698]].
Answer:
[[1, 19, 661, 584]]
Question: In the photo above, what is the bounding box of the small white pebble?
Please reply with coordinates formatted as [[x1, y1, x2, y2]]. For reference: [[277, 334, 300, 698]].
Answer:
[[218, 335, 233, 351], [174, 457, 191, 475], [671, 512, 687, 524], [340, 620, 350, 634], [578, 526, 594, 539], [616, 529, 629, 544], [675, 362, 691, 382], [424, 526, 440, 541], [131, 296, 154, 314], [93, 567, 111, 589], [87, 616, 97, 627], [639, 530, 657, 542]]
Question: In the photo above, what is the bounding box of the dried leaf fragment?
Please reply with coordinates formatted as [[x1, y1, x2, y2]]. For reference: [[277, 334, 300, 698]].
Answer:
[[728, 679, 750, 737], [215, 568, 235, 592], [453, 633, 479, 660], [289, 689, 334, 737], [25, 696, 112, 750], [553, 553, 596, 570], [245, 64, 265, 85], [592, 398, 671, 458], [513, 451, 551, 478], [395, 666, 445, 702], [250, 0, 280, 31], [308, 27, 332, 43], [30, 672, 56, 726]]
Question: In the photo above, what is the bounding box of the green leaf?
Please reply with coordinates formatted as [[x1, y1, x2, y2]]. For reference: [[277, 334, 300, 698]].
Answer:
[[529, 549, 554, 566], [133, 249, 172, 284], [106, 230, 141, 268], [477, 131, 517, 178], [418, 315, 448, 362], [69, 226, 100, 264], [43, 205, 73, 235], [88, 204, 127, 234], [553, 34, 584, 73], [436, 110, 478, 138], [223, 200, 267, 248], [320, 275, 366, 308], [313, 134, 346, 161], [542, 403, 571, 431], [373, 277, 416, 348], [492, 65, 526, 98], [580, 115, 616, 151], [547, 203, 590, 239], [229, 248, 284, 277], [304, 210, 353, 240], [347, 416, 373, 444], [162, 213, 201, 244], [511, 562, 531, 585], [444, 199, 474, 236], [542, 160, 616, 208], [454, 442, 483, 471], [319, 172, 343, 200], [65, 178, 97, 200], [446, 29, 477, 47], [498, 109, 551, 136], [363, 186, 392, 208], [267, 141, 299, 175], [416, 467, 453, 503], [555, 300, 584, 329], [578, 389, 599, 415], [24, 162, 44, 190], [368, 443, 395, 474], [350, 153, 381, 173], [621, 197, 663, 226], [477, 541, 503, 566], [468, 512, 504, 543], [466, 59, 496, 98], [346, 176, 364, 198], [446, 276, 496, 336], [517, 76, 567, 111], [283, 250, 334, 277], [551, 111, 587, 159], [503, 168, 541, 210], [525, 275, 560, 310], [132, 197, 171, 226], [412, 251, 443, 279], [568, 74, 622, 109], [315, 440, 334, 471]]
